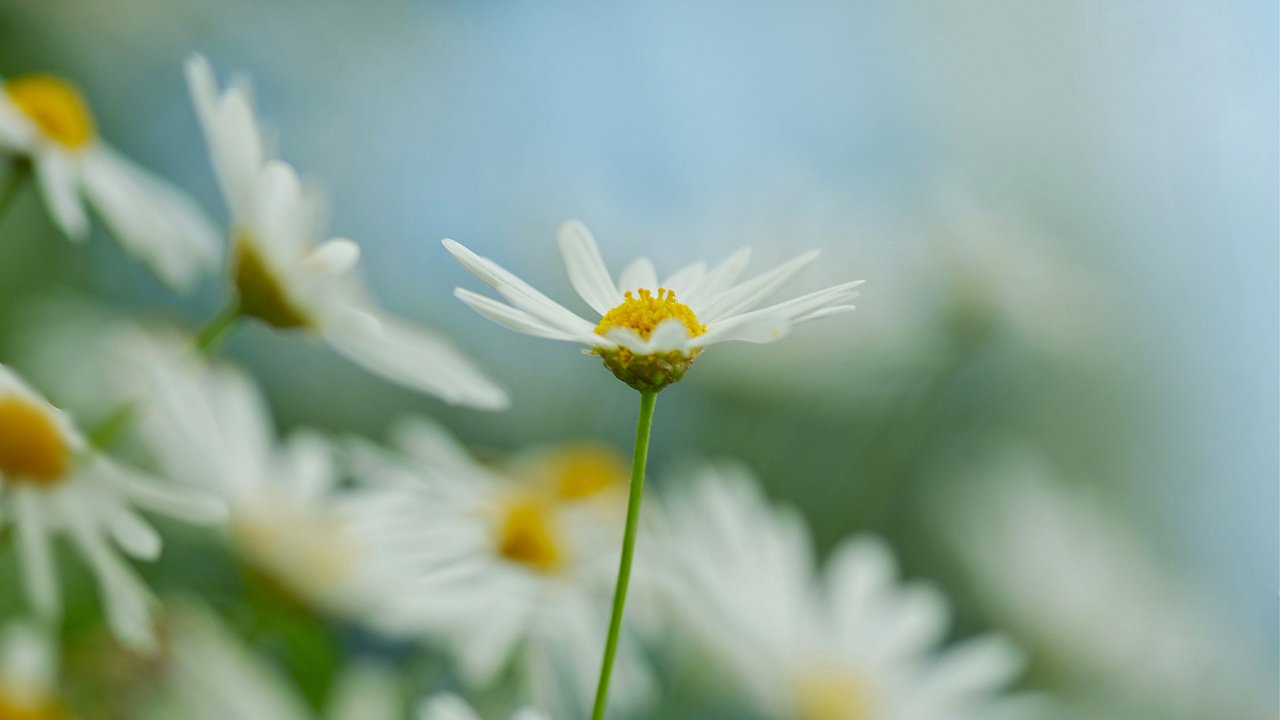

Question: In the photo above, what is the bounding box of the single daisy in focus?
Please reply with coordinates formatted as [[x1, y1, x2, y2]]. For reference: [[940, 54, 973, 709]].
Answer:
[[182, 55, 506, 409], [417, 693, 546, 720], [657, 464, 1029, 720], [152, 606, 402, 720], [112, 331, 383, 619], [0, 73, 219, 289], [0, 364, 227, 649], [0, 623, 66, 720], [444, 221, 863, 391], [344, 418, 654, 716]]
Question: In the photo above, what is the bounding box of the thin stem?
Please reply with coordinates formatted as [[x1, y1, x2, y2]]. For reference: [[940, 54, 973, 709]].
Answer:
[[590, 390, 658, 720], [194, 301, 242, 356], [0, 161, 28, 228]]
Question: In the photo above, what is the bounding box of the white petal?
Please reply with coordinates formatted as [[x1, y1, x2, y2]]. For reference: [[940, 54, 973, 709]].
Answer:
[[442, 239, 599, 339], [602, 326, 649, 354], [105, 463, 229, 525], [453, 288, 584, 342], [662, 261, 706, 297], [79, 146, 220, 290], [696, 249, 818, 320], [33, 150, 87, 240], [916, 635, 1024, 701], [556, 220, 621, 314], [13, 490, 60, 620], [61, 496, 156, 650], [322, 306, 510, 410], [250, 160, 310, 260], [108, 506, 163, 561], [683, 248, 752, 306], [415, 694, 481, 720], [646, 318, 693, 353], [618, 257, 657, 293], [326, 666, 401, 720], [185, 55, 266, 221], [307, 237, 361, 276], [694, 280, 863, 346], [0, 93, 35, 148]]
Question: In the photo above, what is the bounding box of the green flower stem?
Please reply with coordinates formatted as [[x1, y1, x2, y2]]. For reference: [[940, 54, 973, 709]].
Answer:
[[0, 161, 28, 228], [194, 301, 242, 356], [591, 390, 657, 720]]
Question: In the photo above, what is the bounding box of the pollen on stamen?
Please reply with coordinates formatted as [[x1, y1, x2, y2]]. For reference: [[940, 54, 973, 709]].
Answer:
[[594, 288, 705, 341], [0, 396, 71, 485], [5, 75, 96, 149]]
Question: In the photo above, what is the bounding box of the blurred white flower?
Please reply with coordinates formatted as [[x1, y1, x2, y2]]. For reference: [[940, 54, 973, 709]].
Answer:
[[0, 364, 226, 650], [444, 220, 863, 390], [152, 606, 402, 720], [949, 451, 1275, 720], [183, 55, 507, 409], [111, 331, 386, 619], [657, 464, 1029, 720], [344, 418, 654, 716], [417, 693, 547, 720], [0, 623, 63, 719], [0, 74, 219, 289]]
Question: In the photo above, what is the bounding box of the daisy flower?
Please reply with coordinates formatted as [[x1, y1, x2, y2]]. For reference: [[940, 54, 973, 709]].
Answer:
[[0, 623, 65, 720], [0, 364, 226, 649], [112, 330, 385, 619], [444, 220, 864, 391], [657, 463, 1029, 720], [182, 55, 506, 409], [154, 606, 403, 720], [417, 693, 546, 720], [344, 418, 654, 716], [0, 73, 219, 289], [948, 451, 1275, 720]]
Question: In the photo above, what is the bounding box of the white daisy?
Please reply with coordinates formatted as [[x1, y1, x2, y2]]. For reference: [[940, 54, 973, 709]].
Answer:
[[152, 606, 403, 720], [344, 418, 654, 716], [0, 73, 219, 289], [657, 463, 1028, 720], [182, 55, 507, 409], [0, 623, 65, 719], [443, 220, 864, 390], [417, 693, 547, 720], [0, 364, 226, 650], [111, 330, 384, 619], [949, 451, 1275, 720]]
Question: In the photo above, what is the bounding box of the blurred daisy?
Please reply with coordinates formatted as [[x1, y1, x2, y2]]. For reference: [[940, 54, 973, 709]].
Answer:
[[949, 451, 1274, 720], [152, 606, 402, 720], [0, 73, 219, 289], [183, 55, 506, 409], [444, 220, 864, 390], [0, 623, 65, 719], [417, 693, 546, 720], [0, 364, 226, 649], [112, 331, 383, 619], [657, 464, 1028, 720], [344, 418, 654, 716]]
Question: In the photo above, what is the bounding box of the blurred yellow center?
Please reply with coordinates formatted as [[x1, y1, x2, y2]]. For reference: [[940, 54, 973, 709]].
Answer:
[[233, 498, 355, 608], [5, 76, 95, 149], [0, 693, 65, 720], [495, 496, 563, 573], [794, 667, 874, 720], [594, 288, 704, 341], [233, 232, 311, 329], [0, 396, 69, 485], [542, 444, 628, 501]]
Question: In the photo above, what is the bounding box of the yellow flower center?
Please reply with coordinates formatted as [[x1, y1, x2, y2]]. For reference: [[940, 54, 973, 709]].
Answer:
[[794, 666, 874, 720], [494, 495, 563, 574], [536, 444, 628, 501], [233, 231, 312, 329], [0, 692, 65, 720], [594, 288, 704, 342], [0, 396, 70, 485], [232, 498, 355, 610], [5, 75, 95, 149]]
